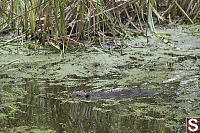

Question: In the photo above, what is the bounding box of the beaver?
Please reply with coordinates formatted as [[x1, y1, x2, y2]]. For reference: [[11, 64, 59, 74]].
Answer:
[[71, 89, 158, 100]]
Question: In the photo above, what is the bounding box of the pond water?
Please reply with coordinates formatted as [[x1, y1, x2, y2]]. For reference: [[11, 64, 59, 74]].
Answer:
[[0, 25, 200, 132]]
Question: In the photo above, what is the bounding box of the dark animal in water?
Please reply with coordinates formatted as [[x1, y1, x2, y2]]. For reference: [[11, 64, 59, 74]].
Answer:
[[71, 89, 158, 100]]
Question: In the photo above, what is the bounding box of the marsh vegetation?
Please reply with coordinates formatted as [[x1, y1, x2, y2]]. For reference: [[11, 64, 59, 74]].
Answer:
[[0, 0, 200, 132], [1, 0, 199, 51]]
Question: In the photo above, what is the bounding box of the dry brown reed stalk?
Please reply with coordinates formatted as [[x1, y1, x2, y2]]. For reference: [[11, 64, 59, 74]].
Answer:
[[46, 0, 143, 50], [0, 0, 199, 52], [160, 0, 199, 23]]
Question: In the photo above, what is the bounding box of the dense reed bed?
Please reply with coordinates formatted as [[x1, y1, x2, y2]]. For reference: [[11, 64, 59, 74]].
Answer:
[[0, 0, 199, 51]]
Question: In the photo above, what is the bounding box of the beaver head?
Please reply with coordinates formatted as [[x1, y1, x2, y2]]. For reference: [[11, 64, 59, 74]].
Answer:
[[71, 91, 90, 100]]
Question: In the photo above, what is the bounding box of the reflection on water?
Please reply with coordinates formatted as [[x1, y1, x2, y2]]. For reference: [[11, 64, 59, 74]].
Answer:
[[0, 80, 170, 133], [1, 75, 199, 132], [0, 30, 200, 132], [1, 24, 200, 132], [0, 59, 200, 133]]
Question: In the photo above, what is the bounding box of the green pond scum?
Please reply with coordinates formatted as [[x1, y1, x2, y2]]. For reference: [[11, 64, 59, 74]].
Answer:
[[0, 25, 200, 132]]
